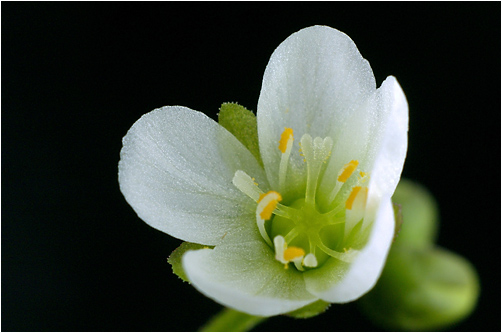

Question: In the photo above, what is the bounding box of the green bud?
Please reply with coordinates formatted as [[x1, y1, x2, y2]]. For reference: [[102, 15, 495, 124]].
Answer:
[[392, 179, 439, 248], [360, 245, 479, 330]]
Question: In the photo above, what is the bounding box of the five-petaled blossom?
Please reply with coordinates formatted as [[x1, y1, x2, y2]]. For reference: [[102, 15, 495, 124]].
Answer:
[[119, 26, 408, 316]]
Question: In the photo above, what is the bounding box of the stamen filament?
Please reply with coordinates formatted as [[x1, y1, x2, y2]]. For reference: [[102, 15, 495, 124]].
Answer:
[[256, 217, 273, 247], [274, 203, 298, 221], [315, 235, 359, 263], [322, 201, 345, 219], [284, 227, 299, 244], [328, 160, 359, 204], [327, 181, 343, 204]]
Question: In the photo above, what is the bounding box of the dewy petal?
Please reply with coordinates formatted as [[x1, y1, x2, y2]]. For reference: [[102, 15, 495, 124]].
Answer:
[[304, 197, 395, 302], [182, 233, 317, 316], [319, 76, 408, 205], [257, 25, 376, 189], [118, 106, 267, 246], [365, 76, 408, 200]]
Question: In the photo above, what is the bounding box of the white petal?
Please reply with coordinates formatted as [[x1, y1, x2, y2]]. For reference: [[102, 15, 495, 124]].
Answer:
[[366, 76, 409, 199], [319, 76, 408, 202], [118, 106, 267, 245], [304, 198, 395, 302], [257, 25, 376, 189], [183, 235, 317, 316]]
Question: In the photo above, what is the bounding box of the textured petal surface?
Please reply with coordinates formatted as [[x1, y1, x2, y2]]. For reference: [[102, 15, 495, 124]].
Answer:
[[183, 231, 317, 316], [304, 197, 395, 302], [118, 106, 267, 245], [365, 76, 409, 200], [257, 25, 376, 189], [319, 76, 408, 203]]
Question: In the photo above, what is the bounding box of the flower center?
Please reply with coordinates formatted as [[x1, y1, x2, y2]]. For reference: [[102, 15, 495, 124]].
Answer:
[[233, 128, 369, 271]]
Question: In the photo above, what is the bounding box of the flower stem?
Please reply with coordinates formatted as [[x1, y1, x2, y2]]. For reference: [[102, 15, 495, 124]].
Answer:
[[199, 308, 267, 332]]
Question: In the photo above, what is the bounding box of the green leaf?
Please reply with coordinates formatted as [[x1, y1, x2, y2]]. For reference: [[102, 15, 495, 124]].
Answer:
[[286, 299, 331, 319], [167, 242, 208, 283], [218, 102, 263, 167], [392, 178, 439, 248], [359, 245, 479, 331]]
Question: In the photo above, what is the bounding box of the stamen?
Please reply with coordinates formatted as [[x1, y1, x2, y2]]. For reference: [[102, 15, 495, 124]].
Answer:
[[314, 235, 359, 263], [232, 170, 263, 202], [273, 235, 306, 271], [278, 127, 294, 153], [278, 128, 294, 192], [273, 203, 297, 221], [255, 191, 282, 247], [284, 247, 305, 261], [327, 160, 359, 204], [257, 191, 282, 220], [284, 227, 299, 244], [346, 186, 362, 210], [300, 134, 333, 204], [338, 160, 359, 182], [346, 186, 368, 210]]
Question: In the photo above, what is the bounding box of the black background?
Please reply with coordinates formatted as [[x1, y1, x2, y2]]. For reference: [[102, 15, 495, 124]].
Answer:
[[3, 2, 500, 331]]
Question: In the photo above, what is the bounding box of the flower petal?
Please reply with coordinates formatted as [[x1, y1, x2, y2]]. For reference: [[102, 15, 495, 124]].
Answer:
[[318, 76, 408, 203], [183, 233, 318, 316], [118, 106, 267, 246], [257, 25, 376, 189], [304, 197, 395, 302], [365, 76, 408, 199]]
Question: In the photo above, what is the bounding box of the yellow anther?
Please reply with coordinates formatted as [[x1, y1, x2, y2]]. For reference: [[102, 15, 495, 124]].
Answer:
[[257, 191, 282, 220], [278, 128, 294, 153], [346, 186, 368, 210], [346, 186, 362, 210], [359, 171, 366, 178], [338, 160, 359, 182], [284, 246, 305, 261]]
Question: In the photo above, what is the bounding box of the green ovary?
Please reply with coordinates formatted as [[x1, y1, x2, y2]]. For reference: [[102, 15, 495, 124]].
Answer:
[[268, 198, 346, 268]]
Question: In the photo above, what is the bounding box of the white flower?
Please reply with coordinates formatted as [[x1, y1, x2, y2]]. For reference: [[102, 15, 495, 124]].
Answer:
[[118, 26, 408, 316]]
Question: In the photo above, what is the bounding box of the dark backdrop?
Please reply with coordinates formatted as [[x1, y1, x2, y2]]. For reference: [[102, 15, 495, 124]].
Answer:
[[3, 2, 500, 331]]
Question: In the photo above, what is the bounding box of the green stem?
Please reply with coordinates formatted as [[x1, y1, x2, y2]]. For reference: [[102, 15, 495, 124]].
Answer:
[[199, 308, 267, 332]]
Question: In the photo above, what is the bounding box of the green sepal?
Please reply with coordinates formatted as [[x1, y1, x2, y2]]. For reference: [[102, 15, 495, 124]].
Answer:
[[218, 102, 263, 167], [391, 178, 439, 248], [167, 242, 209, 283], [285, 299, 331, 319], [359, 245, 479, 331]]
